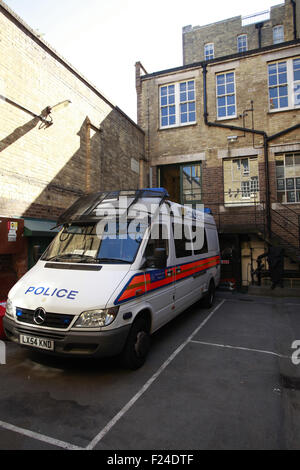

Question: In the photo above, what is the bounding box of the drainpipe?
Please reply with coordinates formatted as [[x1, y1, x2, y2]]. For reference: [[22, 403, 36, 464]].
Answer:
[[291, 0, 297, 40], [255, 22, 264, 49], [202, 63, 271, 236], [203, 64, 300, 240], [85, 117, 91, 194]]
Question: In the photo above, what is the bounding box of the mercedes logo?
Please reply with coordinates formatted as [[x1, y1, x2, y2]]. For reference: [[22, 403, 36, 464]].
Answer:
[[33, 307, 46, 325]]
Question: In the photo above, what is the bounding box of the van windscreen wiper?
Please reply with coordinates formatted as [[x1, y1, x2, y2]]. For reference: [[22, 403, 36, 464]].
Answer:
[[45, 253, 100, 263], [97, 258, 131, 264]]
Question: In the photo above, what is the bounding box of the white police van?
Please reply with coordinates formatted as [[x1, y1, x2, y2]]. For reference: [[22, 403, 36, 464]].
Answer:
[[4, 189, 220, 369]]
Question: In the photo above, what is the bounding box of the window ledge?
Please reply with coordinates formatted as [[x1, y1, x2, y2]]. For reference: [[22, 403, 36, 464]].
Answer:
[[158, 122, 197, 131], [278, 202, 300, 205], [216, 115, 238, 122], [268, 107, 300, 115]]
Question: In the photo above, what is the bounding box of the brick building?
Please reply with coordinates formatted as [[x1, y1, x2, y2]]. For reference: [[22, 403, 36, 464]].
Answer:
[[0, 0, 145, 298], [136, 0, 300, 288], [182, 1, 297, 63]]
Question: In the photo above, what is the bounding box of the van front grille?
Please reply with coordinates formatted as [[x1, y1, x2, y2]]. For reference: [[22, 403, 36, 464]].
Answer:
[[16, 308, 74, 330]]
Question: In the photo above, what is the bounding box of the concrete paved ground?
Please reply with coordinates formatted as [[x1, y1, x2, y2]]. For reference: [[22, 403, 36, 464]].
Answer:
[[0, 292, 300, 450]]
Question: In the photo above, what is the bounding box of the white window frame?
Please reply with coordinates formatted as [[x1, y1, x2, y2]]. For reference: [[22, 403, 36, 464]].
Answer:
[[204, 43, 214, 61], [273, 25, 284, 44], [216, 70, 237, 120], [241, 180, 251, 199], [276, 153, 300, 204], [268, 57, 300, 112], [224, 157, 260, 206], [159, 80, 196, 129], [237, 34, 248, 53]]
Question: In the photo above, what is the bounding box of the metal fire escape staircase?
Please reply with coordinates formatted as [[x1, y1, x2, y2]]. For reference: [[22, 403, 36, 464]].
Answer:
[[263, 198, 300, 265]]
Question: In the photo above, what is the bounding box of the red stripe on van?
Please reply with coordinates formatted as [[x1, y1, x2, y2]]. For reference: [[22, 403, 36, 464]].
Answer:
[[115, 255, 220, 304]]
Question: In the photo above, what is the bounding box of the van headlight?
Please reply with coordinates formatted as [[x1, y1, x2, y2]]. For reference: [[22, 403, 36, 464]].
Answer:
[[74, 307, 119, 328], [5, 298, 16, 319]]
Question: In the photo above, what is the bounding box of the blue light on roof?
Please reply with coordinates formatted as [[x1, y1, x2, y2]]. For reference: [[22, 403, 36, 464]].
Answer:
[[141, 188, 169, 197], [204, 208, 212, 214]]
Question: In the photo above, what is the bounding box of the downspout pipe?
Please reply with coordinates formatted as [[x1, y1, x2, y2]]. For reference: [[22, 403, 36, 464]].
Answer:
[[291, 0, 297, 40], [255, 22, 264, 49], [203, 63, 300, 239], [202, 63, 272, 237]]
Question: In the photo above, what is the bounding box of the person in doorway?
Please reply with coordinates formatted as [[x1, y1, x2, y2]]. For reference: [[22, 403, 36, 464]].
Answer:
[[257, 245, 285, 289]]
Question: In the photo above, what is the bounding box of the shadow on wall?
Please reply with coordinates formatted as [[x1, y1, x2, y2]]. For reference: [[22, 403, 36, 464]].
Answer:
[[0, 110, 142, 221], [0, 117, 40, 152]]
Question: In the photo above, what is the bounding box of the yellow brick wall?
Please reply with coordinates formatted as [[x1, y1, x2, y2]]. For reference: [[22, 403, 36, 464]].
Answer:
[[139, 44, 300, 176], [0, 5, 144, 220]]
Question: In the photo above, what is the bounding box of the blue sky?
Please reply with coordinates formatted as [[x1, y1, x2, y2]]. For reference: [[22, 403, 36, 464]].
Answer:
[[4, 0, 282, 121]]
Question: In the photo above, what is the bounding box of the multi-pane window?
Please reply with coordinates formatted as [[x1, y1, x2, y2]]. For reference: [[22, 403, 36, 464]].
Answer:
[[268, 61, 288, 109], [273, 25, 284, 44], [160, 84, 176, 126], [276, 153, 300, 203], [242, 177, 259, 198], [204, 43, 214, 60], [180, 81, 196, 124], [237, 34, 247, 53], [160, 80, 196, 128], [294, 58, 300, 106], [181, 163, 202, 205], [216, 71, 236, 119], [223, 157, 259, 206], [268, 58, 300, 110]]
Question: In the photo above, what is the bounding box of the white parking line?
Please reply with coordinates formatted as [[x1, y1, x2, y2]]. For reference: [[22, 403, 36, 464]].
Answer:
[[0, 419, 83, 450], [190, 340, 290, 359], [86, 299, 226, 450], [0, 299, 226, 451]]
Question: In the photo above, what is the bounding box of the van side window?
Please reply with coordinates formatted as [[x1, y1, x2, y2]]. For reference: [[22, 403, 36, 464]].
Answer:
[[145, 224, 169, 259], [193, 226, 208, 255], [207, 228, 219, 252], [173, 223, 193, 258]]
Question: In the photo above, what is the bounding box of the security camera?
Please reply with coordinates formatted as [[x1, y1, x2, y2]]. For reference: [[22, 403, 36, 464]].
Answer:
[[227, 135, 238, 142]]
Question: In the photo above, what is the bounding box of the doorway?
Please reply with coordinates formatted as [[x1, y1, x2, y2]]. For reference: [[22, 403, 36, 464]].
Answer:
[[158, 162, 202, 206]]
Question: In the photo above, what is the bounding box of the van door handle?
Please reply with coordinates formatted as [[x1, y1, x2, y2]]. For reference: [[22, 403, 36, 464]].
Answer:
[[176, 267, 181, 274], [135, 289, 144, 296], [166, 269, 173, 277]]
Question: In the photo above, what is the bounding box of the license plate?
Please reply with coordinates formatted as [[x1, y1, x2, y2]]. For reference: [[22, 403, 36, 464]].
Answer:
[[20, 335, 54, 351]]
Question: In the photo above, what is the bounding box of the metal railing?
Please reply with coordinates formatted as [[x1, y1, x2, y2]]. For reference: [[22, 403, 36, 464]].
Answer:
[[202, 191, 265, 233], [269, 196, 300, 249], [202, 190, 300, 253]]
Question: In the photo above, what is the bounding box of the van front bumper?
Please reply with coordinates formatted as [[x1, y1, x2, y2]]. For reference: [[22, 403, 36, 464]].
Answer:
[[3, 316, 131, 358]]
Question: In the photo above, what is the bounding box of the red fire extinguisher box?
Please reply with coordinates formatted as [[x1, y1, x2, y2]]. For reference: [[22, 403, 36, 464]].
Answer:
[[0, 301, 6, 339]]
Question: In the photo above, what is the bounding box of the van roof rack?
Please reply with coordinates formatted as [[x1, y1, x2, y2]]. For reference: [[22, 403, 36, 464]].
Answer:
[[56, 188, 170, 225]]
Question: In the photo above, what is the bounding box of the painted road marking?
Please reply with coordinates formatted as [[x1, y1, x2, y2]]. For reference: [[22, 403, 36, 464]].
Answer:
[[0, 419, 83, 450], [86, 300, 226, 450], [0, 300, 226, 450], [190, 340, 291, 359]]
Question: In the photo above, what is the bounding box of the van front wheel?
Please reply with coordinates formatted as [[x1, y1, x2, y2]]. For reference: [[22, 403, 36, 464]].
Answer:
[[202, 280, 215, 308], [121, 317, 151, 370]]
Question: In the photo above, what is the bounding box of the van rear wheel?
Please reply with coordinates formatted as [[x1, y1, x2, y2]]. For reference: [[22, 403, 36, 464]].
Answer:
[[202, 280, 215, 308], [121, 317, 151, 370]]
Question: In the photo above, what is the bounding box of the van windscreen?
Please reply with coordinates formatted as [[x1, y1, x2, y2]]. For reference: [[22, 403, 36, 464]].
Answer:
[[42, 220, 148, 264]]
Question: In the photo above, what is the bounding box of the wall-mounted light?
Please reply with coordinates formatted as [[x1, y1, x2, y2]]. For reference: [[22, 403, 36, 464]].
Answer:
[[42, 100, 72, 125], [227, 135, 238, 143]]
